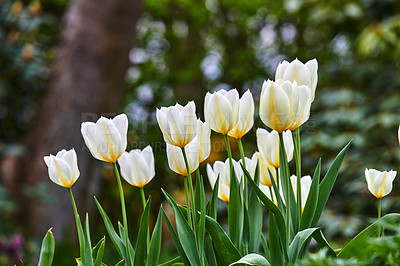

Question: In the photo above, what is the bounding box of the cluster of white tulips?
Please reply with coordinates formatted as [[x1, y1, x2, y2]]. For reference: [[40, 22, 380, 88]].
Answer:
[[40, 58, 400, 266]]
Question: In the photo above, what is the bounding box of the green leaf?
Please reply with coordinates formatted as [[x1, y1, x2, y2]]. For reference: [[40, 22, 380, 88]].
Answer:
[[288, 227, 335, 262], [204, 235, 217, 266], [229, 253, 270, 266], [162, 208, 191, 266], [300, 159, 321, 230], [147, 207, 163, 266], [93, 237, 105, 266], [94, 197, 126, 259], [134, 197, 151, 266], [114, 259, 125, 266], [83, 213, 94, 266], [162, 189, 201, 266], [242, 165, 287, 255], [205, 215, 241, 265], [157, 256, 181, 266], [260, 233, 270, 262], [338, 213, 400, 258], [208, 175, 220, 220], [248, 182, 263, 253], [229, 169, 244, 251], [312, 141, 352, 227], [196, 175, 206, 262], [268, 214, 283, 266], [38, 228, 55, 266], [117, 222, 135, 263]]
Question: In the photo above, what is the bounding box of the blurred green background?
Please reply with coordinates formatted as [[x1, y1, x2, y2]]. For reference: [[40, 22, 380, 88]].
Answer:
[[1, 0, 400, 265]]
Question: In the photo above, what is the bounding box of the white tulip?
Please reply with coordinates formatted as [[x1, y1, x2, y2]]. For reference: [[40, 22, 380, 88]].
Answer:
[[117, 146, 155, 187], [239, 152, 258, 179], [197, 119, 211, 163], [258, 153, 277, 187], [259, 79, 311, 132], [260, 184, 278, 205], [167, 138, 199, 176], [207, 158, 243, 202], [365, 168, 396, 198], [275, 58, 318, 101], [256, 128, 293, 168], [156, 101, 198, 148], [44, 148, 80, 188], [289, 175, 312, 211], [228, 90, 254, 139], [204, 89, 239, 135], [81, 114, 128, 163]]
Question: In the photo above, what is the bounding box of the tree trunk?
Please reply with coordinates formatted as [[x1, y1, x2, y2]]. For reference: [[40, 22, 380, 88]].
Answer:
[[13, 0, 142, 238]]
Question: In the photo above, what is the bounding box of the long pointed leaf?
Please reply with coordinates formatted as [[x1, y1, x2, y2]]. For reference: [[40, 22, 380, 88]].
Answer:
[[312, 141, 352, 226], [147, 207, 163, 266], [134, 197, 151, 266], [204, 235, 217, 266], [196, 175, 206, 263], [269, 214, 283, 266], [93, 237, 105, 266], [38, 228, 55, 266], [229, 253, 270, 266], [94, 197, 125, 259], [162, 189, 201, 266], [300, 159, 321, 230], [161, 208, 191, 266], [228, 169, 243, 250], [248, 182, 263, 253], [208, 176, 220, 220]]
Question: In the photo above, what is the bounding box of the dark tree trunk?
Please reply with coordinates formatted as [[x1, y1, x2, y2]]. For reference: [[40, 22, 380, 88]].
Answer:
[[13, 0, 142, 238]]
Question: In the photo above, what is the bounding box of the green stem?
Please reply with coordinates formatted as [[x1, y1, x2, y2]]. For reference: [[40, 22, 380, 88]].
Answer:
[[181, 147, 198, 242], [269, 186, 275, 204], [184, 177, 193, 228], [68, 188, 83, 249], [140, 187, 146, 210], [278, 132, 290, 247], [293, 128, 302, 232], [275, 167, 280, 193], [113, 163, 130, 262], [378, 198, 382, 237], [224, 134, 233, 175], [237, 138, 248, 208]]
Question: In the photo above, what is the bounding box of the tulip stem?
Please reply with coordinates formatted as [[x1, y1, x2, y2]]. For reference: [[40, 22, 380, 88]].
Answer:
[[275, 168, 280, 193], [237, 138, 248, 208], [140, 187, 146, 210], [278, 132, 291, 246], [184, 176, 193, 228], [293, 128, 302, 232], [113, 162, 130, 263], [181, 147, 198, 242], [68, 187, 83, 252], [378, 198, 382, 237], [224, 135, 233, 176]]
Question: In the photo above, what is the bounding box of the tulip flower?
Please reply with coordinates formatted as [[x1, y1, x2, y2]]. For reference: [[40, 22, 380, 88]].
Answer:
[[204, 89, 239, 135], [156, 101, 198, 148], [260, 184, 278, 205], [44, 148, 80, 188], [259, 79, 311, 132], [239, 152, 258, 179], [197, 119, 211, 163], [167, 138, 199, 176], [228, 90, 254, 139], [365, 168, 396, 199], [258, 153, 277, 187], [117, 146, 155, 187], [207, 159, 243, 202], [275, 58, 318, 101], [289, 175, 312, 211], [81, 114, 128, 163], [257, 128, 293, 168]]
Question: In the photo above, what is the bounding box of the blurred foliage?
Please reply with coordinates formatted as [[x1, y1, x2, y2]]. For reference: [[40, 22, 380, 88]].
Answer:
[[3, 0, 400, 264]]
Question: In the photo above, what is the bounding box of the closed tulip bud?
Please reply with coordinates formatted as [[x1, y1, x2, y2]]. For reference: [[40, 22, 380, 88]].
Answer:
[[259, 79, 311, 132], [44, 149, 80, 188], [258, 153, 277, 187], [156, 101, 198, 148], [197, 119, 211, 163], [239, 152, 258, 179], [204, 89, 239, 135], [275, 58, 318, 101], [81, 114, 128, 163], [207, 159, 243, 202], [365, 168, 396, 198], [117, 146, 155, 187], [290, 175, 312, 211], [256, 128, 293, 168], [228, 90, 254, 139], [167, 138, 199, 176]]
